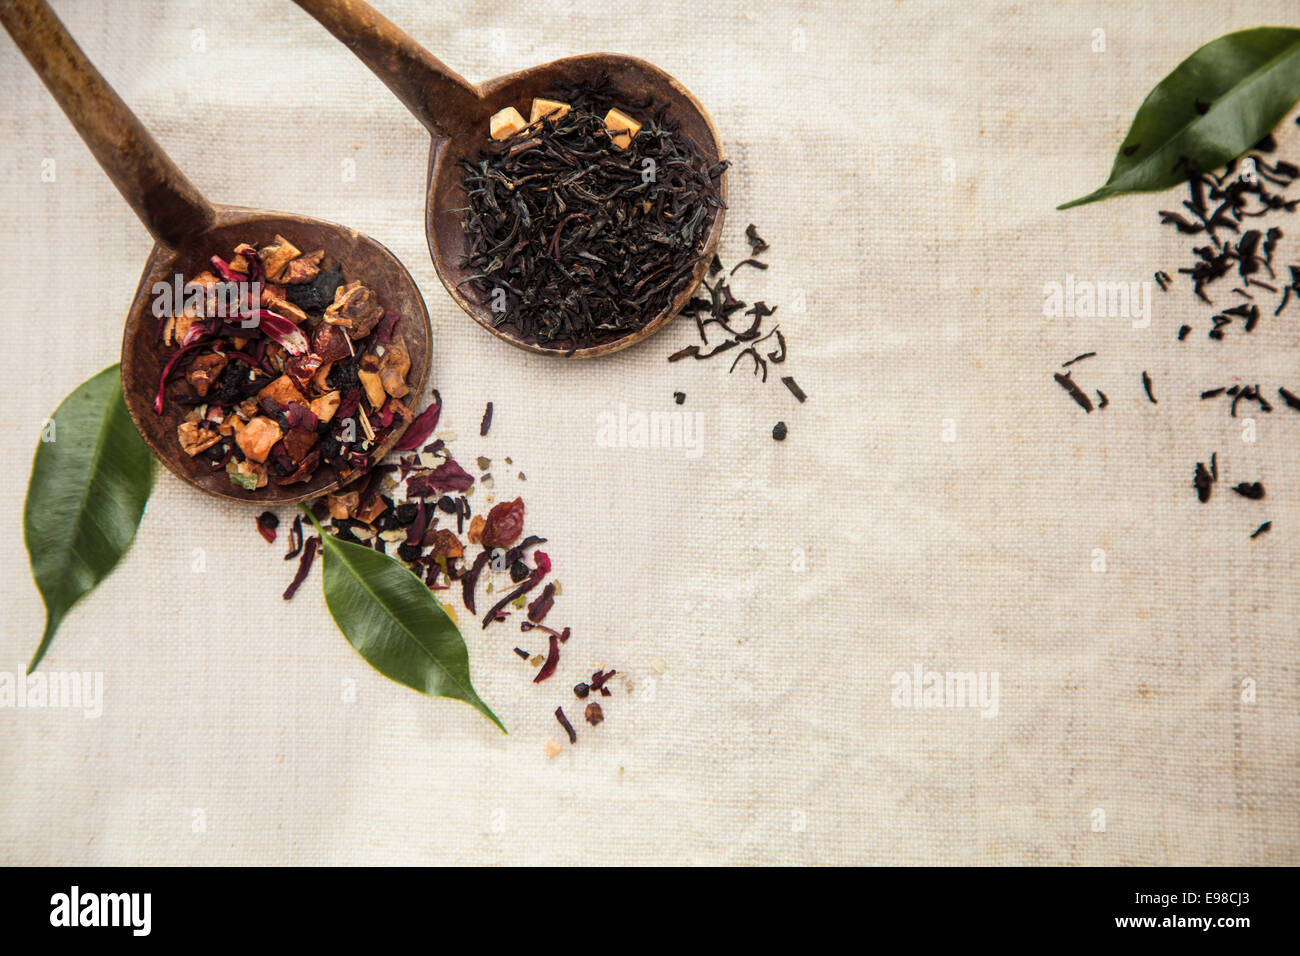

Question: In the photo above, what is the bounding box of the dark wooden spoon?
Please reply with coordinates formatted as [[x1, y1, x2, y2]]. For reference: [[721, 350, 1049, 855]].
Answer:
[[1, 0, 431, 504], [292, 0, 727, 358]]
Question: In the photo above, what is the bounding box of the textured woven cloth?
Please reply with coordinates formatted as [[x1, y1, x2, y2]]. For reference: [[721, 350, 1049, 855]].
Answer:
[[1, 0, 1297, 865]]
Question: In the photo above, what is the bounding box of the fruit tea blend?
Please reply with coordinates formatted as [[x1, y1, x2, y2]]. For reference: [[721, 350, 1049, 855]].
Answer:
[[154, 235, 416, 491]]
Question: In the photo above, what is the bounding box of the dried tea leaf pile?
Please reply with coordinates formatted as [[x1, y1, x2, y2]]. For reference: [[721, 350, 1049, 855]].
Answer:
[[457, 79, 728, 350]]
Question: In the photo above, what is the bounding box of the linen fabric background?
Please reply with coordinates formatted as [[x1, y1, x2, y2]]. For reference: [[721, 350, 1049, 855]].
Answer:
[[1, 0, 1296, 865]]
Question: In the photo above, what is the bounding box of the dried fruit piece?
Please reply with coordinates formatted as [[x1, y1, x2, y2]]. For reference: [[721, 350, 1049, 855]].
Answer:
[[357, 354, 386, 409], [490, 106, 526, 140], [235, 416, 282, 463], [259, 235, 301, 284], [310, 390, 341, 423], [327, 490, 359, 520], [604, 108, 641, 149], [467, 514, 486, 545], [177, 420, 221, 456], [481, 497, 525, 548], [530, 98, 571, 123], [324, 280, 383, 339], [378, 342, 411, 397], [427, 528, 464, 563], [185, 353, 227, 397]]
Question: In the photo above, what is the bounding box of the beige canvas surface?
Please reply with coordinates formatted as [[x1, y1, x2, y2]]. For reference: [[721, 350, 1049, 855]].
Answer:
[[1, 0, 1297, 865]]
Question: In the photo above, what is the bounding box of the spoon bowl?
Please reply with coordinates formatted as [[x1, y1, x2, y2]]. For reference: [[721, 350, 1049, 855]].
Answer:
[[2, 0, 431, 504], [294, 0, 727, 357], [121, 210, 430, 502]]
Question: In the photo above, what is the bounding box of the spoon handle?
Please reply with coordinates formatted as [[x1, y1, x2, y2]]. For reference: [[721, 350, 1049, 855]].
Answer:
[[292, 0, 480, 139], [0, 0, 215, 247]]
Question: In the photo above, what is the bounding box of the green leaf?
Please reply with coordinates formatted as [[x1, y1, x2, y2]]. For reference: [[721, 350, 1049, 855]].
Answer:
[[303, 508, 505, 732], [24, 364, 154, 673], [1060, 27, 1300, 209]]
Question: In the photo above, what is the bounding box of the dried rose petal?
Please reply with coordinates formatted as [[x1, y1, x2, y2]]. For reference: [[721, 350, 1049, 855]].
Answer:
[[526, 582, 555, 624], [407, 458, 474, 496], [534, 632, 560, 683], [394, 394, 442, 451]]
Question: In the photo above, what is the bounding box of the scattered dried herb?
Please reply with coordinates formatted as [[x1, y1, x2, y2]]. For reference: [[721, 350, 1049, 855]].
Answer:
[[283, 515, 304, 560], [1232, 481, 1265, 499], [665, 224, 808, 422], [527, 582, 556, 623], [1053, 371, 1094, 413], [1141, 371, 1157, 404], [534, 632, 560, 683], [555, 706, 577, 744], [283, 535, 319, 601]]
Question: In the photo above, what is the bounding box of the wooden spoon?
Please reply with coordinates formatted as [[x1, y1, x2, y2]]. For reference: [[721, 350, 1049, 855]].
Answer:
[[1, 0, 431, 504], [292, 0, 727, 358]]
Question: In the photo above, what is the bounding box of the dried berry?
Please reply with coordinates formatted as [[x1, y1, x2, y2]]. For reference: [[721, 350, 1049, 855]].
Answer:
[[256, 511, 279, 543], [285, 264, 344, 314], [481, 496, 525, 548]]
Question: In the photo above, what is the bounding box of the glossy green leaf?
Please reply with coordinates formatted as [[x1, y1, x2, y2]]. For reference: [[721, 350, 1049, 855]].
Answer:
[[24, 364, 154, 673], [1060, 27, 1300, 209], [304, 508, 505, 732]]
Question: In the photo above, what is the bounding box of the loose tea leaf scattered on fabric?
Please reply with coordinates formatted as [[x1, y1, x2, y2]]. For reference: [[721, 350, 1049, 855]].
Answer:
[[667, 223, 807, 439], [1051, 58, 1300, 538]]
